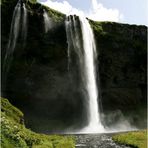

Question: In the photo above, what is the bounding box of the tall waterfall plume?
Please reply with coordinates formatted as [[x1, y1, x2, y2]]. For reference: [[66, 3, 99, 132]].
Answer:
[[65, 15, 104, 133], [3, 0, 28, 88]]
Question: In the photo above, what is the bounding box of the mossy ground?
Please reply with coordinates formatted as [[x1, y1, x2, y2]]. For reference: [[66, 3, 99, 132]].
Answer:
[[112, 130, 147, 148], [1, 98, 75, 148]]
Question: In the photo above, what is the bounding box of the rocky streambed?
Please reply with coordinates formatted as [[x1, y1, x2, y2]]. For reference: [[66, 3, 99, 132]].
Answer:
[[75, 134, 130, 148]]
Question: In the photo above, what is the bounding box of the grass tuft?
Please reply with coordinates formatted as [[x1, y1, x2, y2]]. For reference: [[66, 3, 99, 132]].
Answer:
[[112, 130, 147, 148]]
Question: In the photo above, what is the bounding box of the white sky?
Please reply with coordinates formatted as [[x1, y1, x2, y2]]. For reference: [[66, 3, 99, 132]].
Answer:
[[38, 0, 148, 25]]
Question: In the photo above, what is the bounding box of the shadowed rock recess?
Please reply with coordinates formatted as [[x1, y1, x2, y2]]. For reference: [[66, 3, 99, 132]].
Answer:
[[2, 0, 147, 133]]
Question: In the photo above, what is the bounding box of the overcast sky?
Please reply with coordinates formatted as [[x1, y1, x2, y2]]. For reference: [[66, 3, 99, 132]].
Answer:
[[38, 0, 148, 26]]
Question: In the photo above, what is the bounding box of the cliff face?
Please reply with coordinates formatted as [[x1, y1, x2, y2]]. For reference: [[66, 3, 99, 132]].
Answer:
[[90, 21, 147, 110], [2, 0, 147, 132]]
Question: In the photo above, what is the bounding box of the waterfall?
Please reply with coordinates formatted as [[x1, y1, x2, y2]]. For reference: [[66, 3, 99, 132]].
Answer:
[[65, 15, 104, 133], [3, 0, 21, 81], [79, 16, 104, 133], [22, 3, 28, 47], [65, 15, 83, 72], [3, 1, 28, 88], [43, 10, 52, 33], [4, 0, 21, 66]]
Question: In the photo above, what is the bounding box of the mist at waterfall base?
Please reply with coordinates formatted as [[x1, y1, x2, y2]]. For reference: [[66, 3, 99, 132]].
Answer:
[[2, 2, 146, 134]]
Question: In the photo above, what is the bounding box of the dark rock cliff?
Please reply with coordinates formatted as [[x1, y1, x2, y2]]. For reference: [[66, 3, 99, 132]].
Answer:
[[90, 21, 147, 110], [1, 0, 147, 132]]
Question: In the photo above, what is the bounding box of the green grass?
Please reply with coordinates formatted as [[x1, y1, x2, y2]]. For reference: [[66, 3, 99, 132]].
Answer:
[[1, 98, 75, 148], [112, 130, 147, 148]]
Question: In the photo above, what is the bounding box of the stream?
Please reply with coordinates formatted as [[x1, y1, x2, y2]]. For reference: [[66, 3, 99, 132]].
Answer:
[[75, 134, 130, 148]]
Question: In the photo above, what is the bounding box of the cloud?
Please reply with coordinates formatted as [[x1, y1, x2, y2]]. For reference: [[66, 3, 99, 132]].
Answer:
[[88, 0, 123, 22], [38, 0, 84, 15], [38, 0, 123, 22]]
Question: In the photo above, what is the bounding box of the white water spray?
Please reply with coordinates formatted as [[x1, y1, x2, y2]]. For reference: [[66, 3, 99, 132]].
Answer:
[[43, 10, 52, 33], [65, 15, 104, 133]]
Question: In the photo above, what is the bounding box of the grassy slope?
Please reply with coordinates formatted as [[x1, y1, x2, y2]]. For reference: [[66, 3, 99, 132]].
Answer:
[[1, 98, 75, 148], [112, 130, 147, 148]]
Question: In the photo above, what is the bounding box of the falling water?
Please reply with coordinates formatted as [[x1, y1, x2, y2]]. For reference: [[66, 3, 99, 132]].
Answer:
[[3, 1, 28, 89], [65, 15, 83, 72], [3, 0, 21, 80], [65, 15, 104, 133], [79, 16, 104, 133], [43, 10, 52, 33], [22, 3, 28, 47]]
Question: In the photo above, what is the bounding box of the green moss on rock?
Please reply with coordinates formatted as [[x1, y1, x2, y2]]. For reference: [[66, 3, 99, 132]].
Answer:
[[1, 98, 75, 148], [43, 5, 65, 22], [25, 0, 65, 22]]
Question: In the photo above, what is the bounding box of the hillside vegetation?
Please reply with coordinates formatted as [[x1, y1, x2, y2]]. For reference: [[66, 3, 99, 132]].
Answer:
[[113, 130, 147, 148], [1, 98, 75, 148]]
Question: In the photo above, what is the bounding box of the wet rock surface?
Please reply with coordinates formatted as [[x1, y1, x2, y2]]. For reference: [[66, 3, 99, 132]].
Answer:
[[75, 134, 130, 148]]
